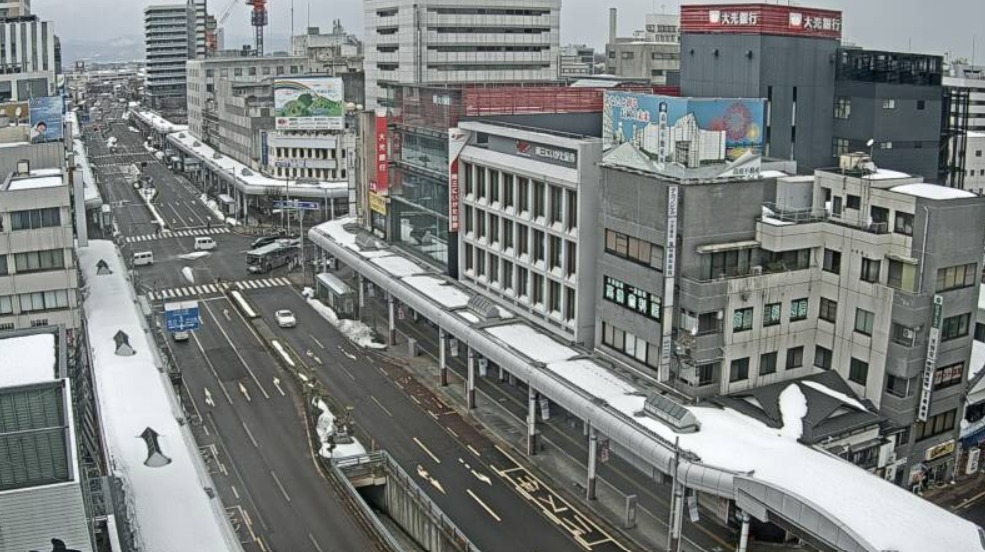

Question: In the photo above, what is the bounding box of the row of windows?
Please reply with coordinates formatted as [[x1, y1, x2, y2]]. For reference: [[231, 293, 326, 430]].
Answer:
[[7, 207, 60, 231], [463, 244, 576, 322], [216, 65, 300, 78], [603, 229, 664, 270], [11, 249, 65, 273], [728, 346, 805, 382], [464, 207, 577, 276], [733, 299, 808, 332], [833, 96, 925, 120], [601, 322, 660, 369], [603, 275, 661, 322], [936, 263, 977, 292], [273, 147, 342, 159], [0, 289, 71, 315], [462, 163, 578, 231]]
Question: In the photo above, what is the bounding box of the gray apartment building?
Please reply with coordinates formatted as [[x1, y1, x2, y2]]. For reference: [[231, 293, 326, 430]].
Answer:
[[143, 1, 208, 110], [598, 142, 985, 487], [604, 11, 680, 86]]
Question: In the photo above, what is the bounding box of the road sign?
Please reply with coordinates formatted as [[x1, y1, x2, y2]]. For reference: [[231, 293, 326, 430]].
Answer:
[[273, 199, 320, 211], [165, 300, 200, 332]]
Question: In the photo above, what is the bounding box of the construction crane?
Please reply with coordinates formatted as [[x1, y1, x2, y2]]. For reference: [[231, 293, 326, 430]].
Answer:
[[247, 0, 268, 57], [205, 0, 239, 55]]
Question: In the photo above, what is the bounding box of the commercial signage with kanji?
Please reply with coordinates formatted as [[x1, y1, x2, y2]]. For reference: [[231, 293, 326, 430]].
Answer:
[[680, 4, 843, 39], [374, 108, 389, 194]]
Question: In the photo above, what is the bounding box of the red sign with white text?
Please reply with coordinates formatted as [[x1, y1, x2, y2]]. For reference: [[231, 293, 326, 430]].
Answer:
[[448, 128, 468, 233], [681, 4, 843, 39], [374, 109, 388, 195]]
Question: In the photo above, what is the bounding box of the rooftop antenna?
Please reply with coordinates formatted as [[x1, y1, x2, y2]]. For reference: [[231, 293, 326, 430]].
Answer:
[[307, 1, 311, 29], [291, 0, 295, 40]]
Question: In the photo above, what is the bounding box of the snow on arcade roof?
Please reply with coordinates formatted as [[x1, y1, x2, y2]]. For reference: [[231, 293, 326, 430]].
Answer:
[[79, 240, 239, 552], [0, 332, 56, 386], [309, 218, 985, 551], [131, 109, 188, 134], [891, 183, 976, 200]]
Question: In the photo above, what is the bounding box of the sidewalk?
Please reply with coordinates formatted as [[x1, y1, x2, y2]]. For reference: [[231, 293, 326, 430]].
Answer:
[[924, 472, 985, 511]]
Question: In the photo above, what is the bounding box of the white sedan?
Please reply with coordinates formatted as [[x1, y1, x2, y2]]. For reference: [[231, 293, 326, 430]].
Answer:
[[275, 309, 297, 328]]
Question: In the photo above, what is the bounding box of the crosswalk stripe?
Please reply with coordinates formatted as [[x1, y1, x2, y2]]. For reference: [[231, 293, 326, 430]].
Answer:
[[275, 277, 290, 286], [246, 280, 259, 289], [164, 289, 174, 298], [236, 282, 245, 290]]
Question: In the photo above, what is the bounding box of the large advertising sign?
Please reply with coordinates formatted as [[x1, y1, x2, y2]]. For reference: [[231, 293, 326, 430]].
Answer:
[[274, 77, 344, 131], [680, 4, 843, 39], [448, 128, 468, 233], [603, 92, 765, 162], [29, 96, 65, 144], [374, 108, 389, 195], [918, 295, 944, 422]]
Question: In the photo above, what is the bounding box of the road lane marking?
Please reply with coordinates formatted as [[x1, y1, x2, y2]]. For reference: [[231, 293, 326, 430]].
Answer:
[[340, 365, 356, 381], [204, 387, 215, 408], [413, 437, 441, 464], [466, 489, 502, 522], [238, 382, 252, 402], [231, 485, 240, 499], [370, 395, 393, 417], [272, 377, 286, 396], [310, 334, 325, 349], [242, 421, 260, 448], [467, 445, 482, 457], [192, 333, 234, 404], [199, 299, 271, 398], [270, 470, 291, 502], [471, 470, 492, 486], [307, 533, 325, 552]]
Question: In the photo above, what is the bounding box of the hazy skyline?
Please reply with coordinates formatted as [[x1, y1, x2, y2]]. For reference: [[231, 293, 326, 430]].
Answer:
[[41, 0, 983, 62]]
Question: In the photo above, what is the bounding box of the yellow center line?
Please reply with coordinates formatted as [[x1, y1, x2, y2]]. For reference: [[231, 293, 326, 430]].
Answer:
[[467, 489, 502, 522]]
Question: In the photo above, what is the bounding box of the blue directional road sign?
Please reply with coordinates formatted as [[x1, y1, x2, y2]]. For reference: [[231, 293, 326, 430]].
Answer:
[[273, 199, 320, 211], [165, 300, 200, 332]]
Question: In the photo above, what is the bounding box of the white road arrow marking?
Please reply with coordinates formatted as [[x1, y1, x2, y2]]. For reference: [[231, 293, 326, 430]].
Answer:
[[472, 470, 492, 486], [204, 387, 215, 408], [272, 377, 285, 396], [239, 382, 251, 402]]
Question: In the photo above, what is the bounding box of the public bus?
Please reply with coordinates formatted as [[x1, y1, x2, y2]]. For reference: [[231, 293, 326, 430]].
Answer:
[[246, 241, 298, 274]]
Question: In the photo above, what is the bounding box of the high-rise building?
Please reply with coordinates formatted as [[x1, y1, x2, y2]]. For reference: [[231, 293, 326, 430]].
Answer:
[[946, 63, 985, 133], [605, 10, 680, 86], [143, 1, 209, 110], [363, 0, 561, 109], [0, 0, 29, 18], [0, 15, 58, 101]]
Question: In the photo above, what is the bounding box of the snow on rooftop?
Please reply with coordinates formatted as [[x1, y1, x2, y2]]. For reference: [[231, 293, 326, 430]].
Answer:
[[891, 183, 976, 200], [457, 311, 480, 324], [0, 333, 56, 387], [778, 384, 808, 440], [862, 168, 914, 181], [403, 275, 471, 308], [79, 240, 238, 552], [979, 284, 985, 312], [370, 255, 427, 278], [801, 380, 868, 411], [761, 216, 795, 227], [486, 323, 579, 365], [971, 341, 985, 382], [7, 175, 64, 190], [133, 109, 188, 134]]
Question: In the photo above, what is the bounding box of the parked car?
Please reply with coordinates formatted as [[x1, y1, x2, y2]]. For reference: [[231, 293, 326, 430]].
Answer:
[[275, 309, 297, 328]]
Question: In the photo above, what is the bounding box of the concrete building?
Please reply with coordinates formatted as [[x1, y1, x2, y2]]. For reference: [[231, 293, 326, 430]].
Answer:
[[291, 21, 365, 105], [0, 165, 80, 333], [599, 141, 985, 486], [363, 0, 561, 109], [144, 4, 193, 109], [0, 15, 59, 101], [0, 326, 95, 552], [946, 62, 985, 133], [558, 44, 594, 80], [0, 0, 29, 18], [456, 120, 601, 344], [963, 131, 985, 194], [605, 10, 680, 86]]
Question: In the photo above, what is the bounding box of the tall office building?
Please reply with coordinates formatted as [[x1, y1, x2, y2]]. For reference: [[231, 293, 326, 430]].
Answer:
[[143, 1, 208, 110], [0, 14, 58, 101], [363, 0, 561, 109]]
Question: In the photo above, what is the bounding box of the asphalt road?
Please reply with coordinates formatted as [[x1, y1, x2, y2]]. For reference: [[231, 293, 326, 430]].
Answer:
[[245, 287, 627, 552]]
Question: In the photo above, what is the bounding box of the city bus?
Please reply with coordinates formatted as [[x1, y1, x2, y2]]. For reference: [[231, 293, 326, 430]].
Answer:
[[246, 241, 298, 274]]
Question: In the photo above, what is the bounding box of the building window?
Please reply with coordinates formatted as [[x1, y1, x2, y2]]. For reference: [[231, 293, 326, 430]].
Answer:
[[533, 230, 545, 263], [789, 298, 808, 321], [10, 207, 60, 230], [936, 263, 977, 292], [518, 177, 530, 214], [941, 313, 971, 341], [887, 259, 917, 292], [823, 249, 841, 274], [976, 322, 985, 342], [860, 257, 881, 283], [760, 352, 777, 375], [934, 362, 964, 391], [732, 307, 753, 332], [503, 261, 514, 292], [917, 100, 926, 110], [248, 66, 257, 76], [851, 308, 875, 336], [894, 211, 914, 236], [914, 409, 957, 441], [846, 194, 861, 210], [532, 274, 544, 306], [489, 255, 499, 285], [566, 190, 577, 230], [729, 358, 750, 382], [786, 346, 804, 369], [490, 171, 500, 204], [464, 244, 474, 271], [603, 275, 662, 322], [891, 322, 917, 347], [548, 280, 561, 314], [503, 220, 514, 250], [886, 374, 917, 398], [549, 185, 563, 226], [489, 214, 500, 245], [763, 303, 781, 327], [565, 241, 577, 278], [832, 137, 850, 157], [503, 174, 515, 209], [533, 181, 546, 219], [234, 67, 243, 76], [814, 346, 832, 370], [705, 249, 754, 279], [18, 289, 69, 312], [0, 255, 6, 276], [604, 229, 663, 270], [621, 51, 634, 60], [13, 249, 65, 273], [849, 358, 869, 385], [834, 97, 851, 119], [476, 251, 486, 277], [518, 267, 529, 297], [464, 205, 474, 234], [0, 295, 13, 314], [762, 249, 810, 272], [601, 322, 658, 368], [518, 225, 529, 257], [564, 286, 576, 322], [549, 235, 562, 270], [696, 311, 723, 334], [882, 99, 896, 109], [819, 298, 837, 323], [697, 363, 716, 386]]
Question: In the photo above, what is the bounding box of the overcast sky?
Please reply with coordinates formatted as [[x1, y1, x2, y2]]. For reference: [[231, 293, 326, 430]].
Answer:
[[40, 0, 982, 62]]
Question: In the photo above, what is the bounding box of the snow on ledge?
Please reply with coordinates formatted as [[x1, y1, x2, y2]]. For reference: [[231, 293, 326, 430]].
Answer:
[[890, 183, 976, 200], [0, 332, 56, 386]]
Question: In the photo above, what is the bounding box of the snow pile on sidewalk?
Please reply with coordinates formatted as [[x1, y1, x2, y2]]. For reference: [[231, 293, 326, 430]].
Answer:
[[198, 193, 224, 222], [178, 251, 210, 261], [314, 399, 366, 459], [306, 296, 385, 349]]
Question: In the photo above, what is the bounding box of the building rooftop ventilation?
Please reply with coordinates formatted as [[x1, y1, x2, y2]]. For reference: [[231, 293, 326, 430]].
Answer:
[[643, 393, 701, 433], [139, 427, 172, 467], [466, 295, 501, 322]]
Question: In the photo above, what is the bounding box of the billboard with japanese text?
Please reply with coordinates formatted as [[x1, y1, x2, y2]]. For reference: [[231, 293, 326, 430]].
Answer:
[[274, 77, 344, 130]]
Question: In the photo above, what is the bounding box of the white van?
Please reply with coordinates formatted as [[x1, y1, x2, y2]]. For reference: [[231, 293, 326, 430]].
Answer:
[[194, 236, 217, 251], [132, 251, 154, 266]]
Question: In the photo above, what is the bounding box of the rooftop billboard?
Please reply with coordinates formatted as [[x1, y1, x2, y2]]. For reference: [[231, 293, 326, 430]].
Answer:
[[274, 77, 344, 131], [603, 92, 766, 165]]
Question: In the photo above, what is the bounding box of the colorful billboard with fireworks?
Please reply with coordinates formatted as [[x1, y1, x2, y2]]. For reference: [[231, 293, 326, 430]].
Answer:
[[274, 77, 345, 131], [603, 92, 765, 163]]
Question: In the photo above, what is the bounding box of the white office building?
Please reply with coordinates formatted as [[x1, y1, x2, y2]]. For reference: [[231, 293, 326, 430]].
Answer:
[[363, 0, 561, 109], [964, 131, 985, 194], [144, 1, 208, 109], [0, 15, 58, 101]]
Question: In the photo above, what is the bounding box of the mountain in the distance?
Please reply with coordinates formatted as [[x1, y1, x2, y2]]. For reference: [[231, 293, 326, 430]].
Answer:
[[62, 34, 145, 64]]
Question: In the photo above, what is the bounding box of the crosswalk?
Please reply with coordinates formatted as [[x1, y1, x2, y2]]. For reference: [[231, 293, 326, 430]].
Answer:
[[147, 277, 292, 301], [126, 227, 230, 243]]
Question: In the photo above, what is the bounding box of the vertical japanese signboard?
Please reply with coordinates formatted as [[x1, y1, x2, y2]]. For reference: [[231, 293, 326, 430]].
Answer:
[[448, 127, 468, 232], [374, 108, 389, 195], [918, 295, 944, 422], [660, 185, 679, 381]]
